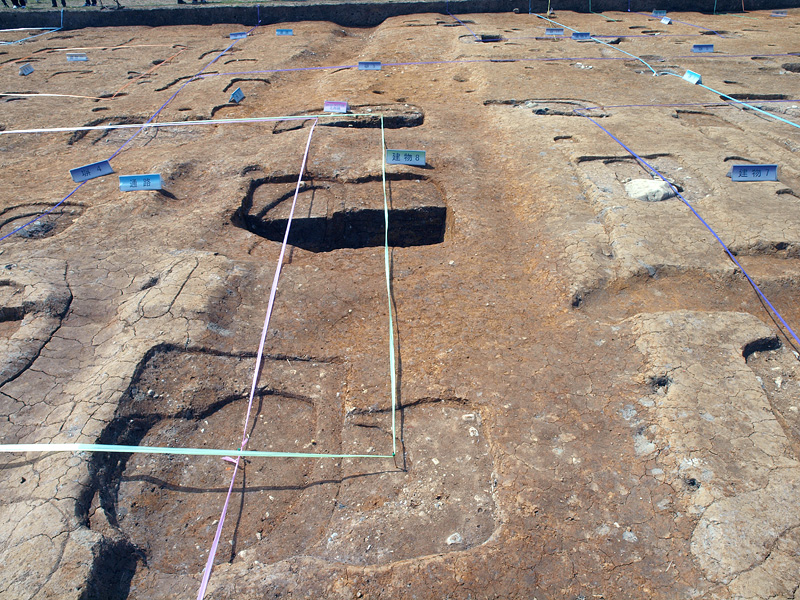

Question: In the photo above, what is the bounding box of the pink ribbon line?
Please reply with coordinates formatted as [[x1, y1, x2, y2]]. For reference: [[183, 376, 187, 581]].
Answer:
[[196, 118, 319, 600]]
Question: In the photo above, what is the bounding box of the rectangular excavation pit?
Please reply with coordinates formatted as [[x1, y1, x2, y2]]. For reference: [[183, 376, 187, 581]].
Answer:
[[239, 177, 447, 252], [272, 104, 424, 134], [322, 400, 497, 565], [483, 98, 610, 117], [576, 153, 713, 203], [85, 346, 347, 588]]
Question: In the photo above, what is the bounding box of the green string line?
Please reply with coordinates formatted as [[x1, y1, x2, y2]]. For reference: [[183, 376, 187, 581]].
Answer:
[[594, 12, 621, 22], [666, 73, 800, 129], [0, 443, 393, 459], [588, 0, 620, 22], [380, 115, 398, 457], [0, 114, 400, 463], [697, 83, 800, 129], [593, 36, 657, 73]]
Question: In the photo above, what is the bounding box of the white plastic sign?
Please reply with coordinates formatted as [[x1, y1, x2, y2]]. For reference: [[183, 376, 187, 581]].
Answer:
[[323, 101, 348, 113], [386, 149, 426, 166], [683, 70, 702, 84]]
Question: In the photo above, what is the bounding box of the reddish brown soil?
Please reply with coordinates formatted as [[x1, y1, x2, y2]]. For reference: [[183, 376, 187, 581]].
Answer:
[[1, 10, 800, 600]]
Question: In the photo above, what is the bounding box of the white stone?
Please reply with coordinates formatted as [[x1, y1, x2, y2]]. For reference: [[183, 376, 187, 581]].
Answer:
[[624, 179, 677, 202], [446, 533, 462, 545], [622, 530, 638, 542]]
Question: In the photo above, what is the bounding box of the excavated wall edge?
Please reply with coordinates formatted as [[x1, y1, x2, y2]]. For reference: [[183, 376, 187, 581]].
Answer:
[[4, 0, 800, 30]]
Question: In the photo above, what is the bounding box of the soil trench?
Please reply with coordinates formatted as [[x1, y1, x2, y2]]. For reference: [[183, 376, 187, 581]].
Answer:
[[1, 9, 799, 600]]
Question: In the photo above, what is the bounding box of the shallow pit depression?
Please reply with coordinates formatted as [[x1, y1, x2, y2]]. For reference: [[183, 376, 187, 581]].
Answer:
[[322, 400, 498, 565], [236, 176, 447, 252], [86, 346, 351, 591]]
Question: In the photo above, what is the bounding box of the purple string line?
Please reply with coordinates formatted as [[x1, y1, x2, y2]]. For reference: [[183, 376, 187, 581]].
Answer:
[[6, 98, 797, 137], [197, 52, 800, 79], [631, 11, 726, 36], [592, 33, 701, 37], [1, 24, 257, 243], [675, 52, 797, 58], [506, 33, 704, 39], [196, 118, 318, 600], [0, 182, 86, 242], [106, 30, 253, 162], [196, 57, 639, 78], [582, 99, 800, 110], [576, 108, 800, 348], [446, 0, 479, 39]]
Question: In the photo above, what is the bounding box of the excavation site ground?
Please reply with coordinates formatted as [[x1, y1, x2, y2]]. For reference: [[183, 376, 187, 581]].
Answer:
[[1, 5, 800, 599]]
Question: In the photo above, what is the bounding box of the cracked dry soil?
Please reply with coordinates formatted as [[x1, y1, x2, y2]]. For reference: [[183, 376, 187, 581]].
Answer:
[[1, 9, 800, 600]]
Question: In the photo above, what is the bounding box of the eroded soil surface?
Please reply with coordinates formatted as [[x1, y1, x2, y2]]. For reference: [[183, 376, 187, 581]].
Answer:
[[1, 9, 800, 600]]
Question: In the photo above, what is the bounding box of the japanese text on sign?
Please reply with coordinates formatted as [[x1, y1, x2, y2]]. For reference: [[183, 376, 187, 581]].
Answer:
[[229, 87, 244, 103], [728, 164, 778, 182], [386, 150, 426, 166], [120, 174, 163, 191], [70, 160, 114, 183], [682, 70, 702, 84], [324, 101, 349, 113]]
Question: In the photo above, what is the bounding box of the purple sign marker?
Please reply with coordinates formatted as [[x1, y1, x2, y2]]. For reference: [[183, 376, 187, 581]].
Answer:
[[323, 101, 348, 113]]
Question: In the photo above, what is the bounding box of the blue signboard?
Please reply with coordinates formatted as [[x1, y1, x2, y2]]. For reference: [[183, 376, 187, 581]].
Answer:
[[70, 160, 113, 183], [119, 174, 162, 191], [728, 164, 778, 182]]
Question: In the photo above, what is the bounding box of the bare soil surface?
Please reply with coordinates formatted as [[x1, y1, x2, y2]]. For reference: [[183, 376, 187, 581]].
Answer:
[[1, 9, 800, 600]]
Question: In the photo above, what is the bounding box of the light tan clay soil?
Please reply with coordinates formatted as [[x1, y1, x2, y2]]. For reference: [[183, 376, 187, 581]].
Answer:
[[1, 10, 800, 600]]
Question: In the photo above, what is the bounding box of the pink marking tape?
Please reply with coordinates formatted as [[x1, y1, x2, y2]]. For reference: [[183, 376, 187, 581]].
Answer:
[[197, 119, 319, 600]]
